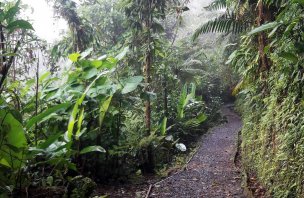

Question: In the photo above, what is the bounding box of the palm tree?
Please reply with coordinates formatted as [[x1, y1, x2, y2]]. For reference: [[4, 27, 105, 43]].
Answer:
[[193, 0, 287, 70]]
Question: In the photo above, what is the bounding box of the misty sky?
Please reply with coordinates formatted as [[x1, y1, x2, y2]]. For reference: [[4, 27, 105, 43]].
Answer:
[[22, 0, 68, 43]]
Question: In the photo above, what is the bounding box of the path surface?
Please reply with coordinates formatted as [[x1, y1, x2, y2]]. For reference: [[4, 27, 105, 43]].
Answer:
[[150, 106, 244, 198]]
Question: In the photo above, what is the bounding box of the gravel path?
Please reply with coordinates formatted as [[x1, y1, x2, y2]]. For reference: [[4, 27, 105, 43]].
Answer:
[[150, 106, 244, 198]]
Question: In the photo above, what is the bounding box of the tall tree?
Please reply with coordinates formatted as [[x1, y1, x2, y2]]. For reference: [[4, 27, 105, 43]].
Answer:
[[53, 0, 90, 52], [124, 0, 168, 173]]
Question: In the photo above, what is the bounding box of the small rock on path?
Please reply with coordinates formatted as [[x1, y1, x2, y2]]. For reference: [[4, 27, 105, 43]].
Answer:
[[150, 105, 244, 198]]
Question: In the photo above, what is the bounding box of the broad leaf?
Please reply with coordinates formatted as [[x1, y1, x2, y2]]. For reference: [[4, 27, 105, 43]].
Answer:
[[3, 113, 27, 148], [91, 60, 103, 68], [7, 20, 34, 33], [38, 133, 63, 149], [0, 158, 11, 168], [185, 113, 207, 127], [121, 76, 143, 94], [39, 72, 51, 83], [75, 108, 85, 140], [248, 22, 280, 35], [83, 68, 98, 79], [160, 117, 167, 136], [66, 70, 111, 141], [69, 53, 81, 62], [99, 95, 113, 127], [279, 52, 298, 63], [26, 103, 71, 130], [3, 0, 20, 22], [80, 146, 106, 155]]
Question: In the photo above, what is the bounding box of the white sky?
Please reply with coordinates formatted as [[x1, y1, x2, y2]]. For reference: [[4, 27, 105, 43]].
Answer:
[[22, 0, 68, 43]]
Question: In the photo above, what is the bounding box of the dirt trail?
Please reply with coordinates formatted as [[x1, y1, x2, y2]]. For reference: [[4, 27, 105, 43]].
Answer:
[[150, 105, 244, 198]]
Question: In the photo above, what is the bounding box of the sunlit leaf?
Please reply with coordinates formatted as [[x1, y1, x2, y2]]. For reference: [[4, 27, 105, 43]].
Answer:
[[91, 60, 103, 68], [160, 117, 167, 136], [99, 95, 113, 127], [69, 53, 81, 62], [0, 158, 11, 168], [75, 108, 85, 140]]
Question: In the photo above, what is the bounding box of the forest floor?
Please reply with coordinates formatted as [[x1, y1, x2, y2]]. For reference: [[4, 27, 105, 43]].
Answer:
[[94, 105, 245, 198]]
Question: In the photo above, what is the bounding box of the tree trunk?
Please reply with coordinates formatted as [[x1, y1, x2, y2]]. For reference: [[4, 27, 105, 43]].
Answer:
[[142, 1, 154, 173], [257, 1, 271, 71]]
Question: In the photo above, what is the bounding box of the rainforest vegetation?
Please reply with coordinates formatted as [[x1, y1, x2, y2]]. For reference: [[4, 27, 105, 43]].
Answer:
[[0, 0, 303, 197]]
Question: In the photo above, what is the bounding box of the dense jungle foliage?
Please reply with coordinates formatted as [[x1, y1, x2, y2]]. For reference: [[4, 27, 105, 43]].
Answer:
[[0, 0, 303, 197], [0, 0, 230, 196]]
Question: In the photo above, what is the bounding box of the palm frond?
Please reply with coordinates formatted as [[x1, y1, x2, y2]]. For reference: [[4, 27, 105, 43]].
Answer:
[[204, 0, 227, 11], [264, 0, 289, 7], [192, 14, 250, 41]]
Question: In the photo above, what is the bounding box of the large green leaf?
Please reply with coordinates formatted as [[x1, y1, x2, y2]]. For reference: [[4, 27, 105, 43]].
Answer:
[[75, 108, 85, 140], [0, 109, 27, 169], [185, 113, 208, 127], [177, 84, 188, 119], [0, 158, 11, 168], [177, 83, 196, 119], [7, 20, 34, 33], [26, 103, 71, 130], [91, 60, 103, 68], [279, 52, 298, 63], [3, 0, 20, 22], [69, 53, 81, 62], [66, 70, 111, 142], [99, 95, 113, 127], [4, 113, 27, 148], [248, 22, 280, 35], [38, 133, 63, 149], [121, 76, 143, 94], [39, 72, 51, 83], [80, 146, 106, 155], [83, 67, 98, 79], [160, 117, 167, 136]]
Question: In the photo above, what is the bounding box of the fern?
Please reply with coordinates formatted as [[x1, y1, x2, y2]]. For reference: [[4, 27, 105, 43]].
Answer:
[[264, 0, 289, 7], [193, 0, 251, 41], [192, 14, 250, 41], [204, 0, 227, 11]]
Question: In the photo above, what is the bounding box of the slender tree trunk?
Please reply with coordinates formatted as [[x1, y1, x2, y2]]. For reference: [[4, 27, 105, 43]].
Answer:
[[0, 28, 21, 93], [35, 54, 39, 146], [257, 1, 271, 71], [144, 53, 152, 134], [142, 0, 155, 173]]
